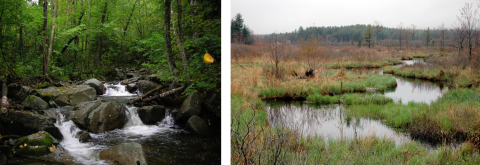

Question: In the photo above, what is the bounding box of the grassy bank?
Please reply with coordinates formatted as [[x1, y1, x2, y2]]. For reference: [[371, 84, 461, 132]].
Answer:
[[259, 72, 397, 99], [232, 44, 480, 164], [346, 88, 480, 143]]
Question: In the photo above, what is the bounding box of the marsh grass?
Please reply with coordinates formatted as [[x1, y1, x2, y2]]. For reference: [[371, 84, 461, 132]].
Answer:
[[232, 44, 480, 164]]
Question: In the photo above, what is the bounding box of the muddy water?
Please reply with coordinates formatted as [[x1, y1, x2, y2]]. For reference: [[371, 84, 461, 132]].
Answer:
[[265, 102, 411, 146]]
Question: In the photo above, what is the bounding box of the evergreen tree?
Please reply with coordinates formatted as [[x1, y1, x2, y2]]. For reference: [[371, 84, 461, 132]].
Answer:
[[363, 25, 373, 48], [425, 27, 432, 49]]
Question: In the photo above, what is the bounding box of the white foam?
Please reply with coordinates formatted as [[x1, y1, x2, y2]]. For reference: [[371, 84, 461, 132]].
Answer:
[[54, 113, 107, 165], [103, 83, 136, 96], [120, 106, 175, 136]]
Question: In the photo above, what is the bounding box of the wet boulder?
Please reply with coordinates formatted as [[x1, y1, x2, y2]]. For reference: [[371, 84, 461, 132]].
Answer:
[[13, 131, 59, 157], [23, 95, 49, 111], [137, 80, 160, 94], [75, 131, 92, 143], [126, 83, 137, 93], [185, 115, 210, 136], [69, 101, 128, 133], [203, 90, 221, 118], [137, 105, 166, 125], [7, 84, 31, 101], [176, 93, 202, 123], [99, 142, 147, 165], [126, 73, 138, 79], [0, 110, 62, 140], [84, 78, 106, 95], [37, 85, 97, 106]]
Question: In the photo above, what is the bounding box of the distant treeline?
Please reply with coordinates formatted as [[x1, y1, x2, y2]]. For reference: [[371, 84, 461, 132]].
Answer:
[[231, 14, 460, 48]]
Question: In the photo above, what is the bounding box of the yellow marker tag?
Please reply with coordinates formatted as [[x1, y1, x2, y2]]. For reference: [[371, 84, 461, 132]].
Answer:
[[203, 52, 214, 64]]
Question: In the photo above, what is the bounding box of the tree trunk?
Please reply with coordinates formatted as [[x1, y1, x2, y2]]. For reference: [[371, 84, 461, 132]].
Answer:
[[42, 0, 48, 75], [95, 1, 108, 68], [164, 0, 177, 73], [19, 25, 23, 57], [142, 86, 184, 103], [87, 0, 91, 70], [48, 0, 56, 69], [128, 85, 168, 105], [121, 0, 139, 61], [1, 81, 7, 115], [176, 0, 188, 74]]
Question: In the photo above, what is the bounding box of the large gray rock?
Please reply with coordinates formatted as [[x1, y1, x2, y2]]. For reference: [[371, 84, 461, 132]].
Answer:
[[204, 90, 221, 118], [126, 83, 137, 93], [69, 101, 128, 133], [137, 80, 160, 94], [23, 95, 49, 110], [137, 105, 166, 125], [176, 93, 202, 123], [0, 110, 62, 140], [14, 131, 59, 157], [99, 142, 147, 165], [75, 131, 92, 143], [84, 79, 106, 95], [185, 115, 209, 136], [7, 84, 31, 101], [37, 85, 97, 106], [126, 73, 138, 79]]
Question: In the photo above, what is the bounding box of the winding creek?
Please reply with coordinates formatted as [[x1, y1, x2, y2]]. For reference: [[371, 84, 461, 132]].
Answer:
[[265, 60, 449, 147], [38, 83, 220, 164]]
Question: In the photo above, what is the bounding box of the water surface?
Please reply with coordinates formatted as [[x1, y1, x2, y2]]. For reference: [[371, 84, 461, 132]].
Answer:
[[265, 102, 411, 146]]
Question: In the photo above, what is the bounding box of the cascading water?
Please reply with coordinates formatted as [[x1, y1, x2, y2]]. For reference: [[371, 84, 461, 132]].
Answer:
[[48, 82, 218, 164], [54, 109, 107, 165], [103, 82, 137, 96], [120, 106, 176, 136]]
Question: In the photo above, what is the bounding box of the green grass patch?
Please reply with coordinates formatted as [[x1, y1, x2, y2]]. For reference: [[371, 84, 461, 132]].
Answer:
[[342, 93, 393, 105], [259, 73, 397, 98]]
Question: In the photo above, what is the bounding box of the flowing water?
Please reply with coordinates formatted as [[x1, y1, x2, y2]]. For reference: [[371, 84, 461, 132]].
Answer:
[[47, 82, 220, 164]]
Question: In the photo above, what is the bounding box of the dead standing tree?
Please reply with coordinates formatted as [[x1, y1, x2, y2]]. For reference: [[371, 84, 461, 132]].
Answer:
[[456, 2, 478, 62], [396, 22, 405, 51], [266, 33, 288, 79]]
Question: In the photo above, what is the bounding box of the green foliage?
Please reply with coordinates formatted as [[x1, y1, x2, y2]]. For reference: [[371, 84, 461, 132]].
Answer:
[[363, 24, 373, 48]]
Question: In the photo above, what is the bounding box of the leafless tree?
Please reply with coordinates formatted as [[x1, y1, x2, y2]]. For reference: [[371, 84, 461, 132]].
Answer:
[[438, 23, 446, 51], [405, 26, 411, 48], [396, 22, 405, 51], [410, 24, 418, 53], [456, 2, 478, 61], [374, 20, 383, 47]]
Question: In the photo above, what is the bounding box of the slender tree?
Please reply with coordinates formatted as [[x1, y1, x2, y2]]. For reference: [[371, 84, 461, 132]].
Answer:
[[396, 22, 404, 51], [374, 20, 383, 47], [164, 0, 177, 73], [425, 27, 432, 49], [363, 24, 373, 48], [456, 3, 478, 61], [42, 0, 48, 75], [47, 0, 57, 71], [176, 0, 188, 73], [410, 24, 418, 53]]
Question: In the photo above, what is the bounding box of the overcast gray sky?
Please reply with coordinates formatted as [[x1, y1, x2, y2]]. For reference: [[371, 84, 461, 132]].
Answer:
[[231, 0, 478, 34]]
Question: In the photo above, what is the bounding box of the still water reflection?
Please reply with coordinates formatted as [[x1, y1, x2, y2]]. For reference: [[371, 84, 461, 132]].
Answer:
[[385, 78, 447, 104], [265, 102, 411, 146]]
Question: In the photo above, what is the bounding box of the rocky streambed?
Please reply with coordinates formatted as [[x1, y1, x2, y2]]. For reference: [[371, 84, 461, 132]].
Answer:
[[0, 71, 220, 164]]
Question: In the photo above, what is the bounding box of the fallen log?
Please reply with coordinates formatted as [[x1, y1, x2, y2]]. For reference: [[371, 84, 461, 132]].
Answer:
[[1, 81, 8, 116], [128, 85, 168, 105], [142, 86, 184, 103]]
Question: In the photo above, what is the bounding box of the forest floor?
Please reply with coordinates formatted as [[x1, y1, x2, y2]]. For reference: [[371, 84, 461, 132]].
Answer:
[[231, 45, 480, 164]]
